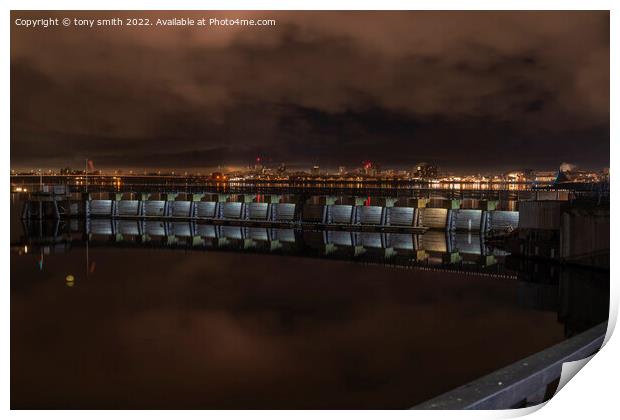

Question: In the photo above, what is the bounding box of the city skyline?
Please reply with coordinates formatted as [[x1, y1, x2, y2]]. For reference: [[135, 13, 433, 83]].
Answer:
[[8, 159, 609, 176]]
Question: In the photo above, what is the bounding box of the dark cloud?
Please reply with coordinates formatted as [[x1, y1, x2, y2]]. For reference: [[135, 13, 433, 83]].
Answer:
[[10, 11, 609, 172]]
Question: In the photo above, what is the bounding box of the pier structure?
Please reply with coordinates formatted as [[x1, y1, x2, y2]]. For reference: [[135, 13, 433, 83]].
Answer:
[[19, 184, 71, 220], [500, 200, 610, 268], [22, 190, 521, 234]]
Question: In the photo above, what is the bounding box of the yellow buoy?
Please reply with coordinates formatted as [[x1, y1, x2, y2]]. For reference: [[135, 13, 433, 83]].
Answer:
[[65, 274, 75, 287]]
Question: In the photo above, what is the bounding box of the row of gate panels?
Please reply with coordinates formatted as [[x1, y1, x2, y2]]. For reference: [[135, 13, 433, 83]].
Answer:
[[84, 200, 519, 231], [86, 220, 487, 255], [86, 200, 297, 221]]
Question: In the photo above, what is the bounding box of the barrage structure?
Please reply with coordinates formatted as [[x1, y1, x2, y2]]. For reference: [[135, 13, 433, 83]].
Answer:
[[20, 187, 525, 235]]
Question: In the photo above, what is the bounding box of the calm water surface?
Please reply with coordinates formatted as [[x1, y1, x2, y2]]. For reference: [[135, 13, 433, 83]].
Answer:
[[10, 196, 608, 409]]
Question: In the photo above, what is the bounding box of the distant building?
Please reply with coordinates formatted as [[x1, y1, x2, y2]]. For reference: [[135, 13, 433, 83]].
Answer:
[[338, 166, 346, 176], [361, 161, 379, 176], [413, 162, 438, 179], [534, 171, 557, 183], [311, 165, 320, 175], [210, 172, 226, 181], [601, 168, 610, 182], [504, 171, 526, 182]]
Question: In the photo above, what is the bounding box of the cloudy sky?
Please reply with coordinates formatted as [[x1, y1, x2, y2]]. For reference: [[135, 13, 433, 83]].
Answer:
[[11, 11, 609, 172]]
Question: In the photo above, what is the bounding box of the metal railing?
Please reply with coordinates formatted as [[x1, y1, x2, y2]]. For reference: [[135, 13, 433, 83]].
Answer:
[[412, 322, 607, 409]]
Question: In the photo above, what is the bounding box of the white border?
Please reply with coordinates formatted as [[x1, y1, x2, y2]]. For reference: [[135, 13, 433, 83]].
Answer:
[[3, 2, 616, 419]]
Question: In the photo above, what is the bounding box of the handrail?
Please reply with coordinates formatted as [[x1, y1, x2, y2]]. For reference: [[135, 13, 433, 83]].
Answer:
[[412, 322, 607, 409]]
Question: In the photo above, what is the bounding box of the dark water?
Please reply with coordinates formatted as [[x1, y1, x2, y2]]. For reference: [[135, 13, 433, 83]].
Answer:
[[10, 196, 609, 409]]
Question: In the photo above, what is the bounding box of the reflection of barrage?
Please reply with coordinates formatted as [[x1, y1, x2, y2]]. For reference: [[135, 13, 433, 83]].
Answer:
[[65, 274, 75, 287]]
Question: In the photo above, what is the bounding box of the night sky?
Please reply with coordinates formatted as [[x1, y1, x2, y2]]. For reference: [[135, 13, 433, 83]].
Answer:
[[10, 11, 609, 172]]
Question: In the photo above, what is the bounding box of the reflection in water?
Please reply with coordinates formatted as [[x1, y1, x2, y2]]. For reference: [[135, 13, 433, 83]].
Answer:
[[11, 216, 608, 408], [18, 218, 508, 275]]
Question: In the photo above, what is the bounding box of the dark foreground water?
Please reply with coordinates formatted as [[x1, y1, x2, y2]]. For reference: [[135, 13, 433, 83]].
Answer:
[[10, 199, 609, 409]]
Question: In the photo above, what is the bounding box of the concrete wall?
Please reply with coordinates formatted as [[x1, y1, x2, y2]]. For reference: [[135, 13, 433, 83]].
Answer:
[[560, 208, 609, 262], [489, 211, 519, 231], [519, 201, 562, 230]]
